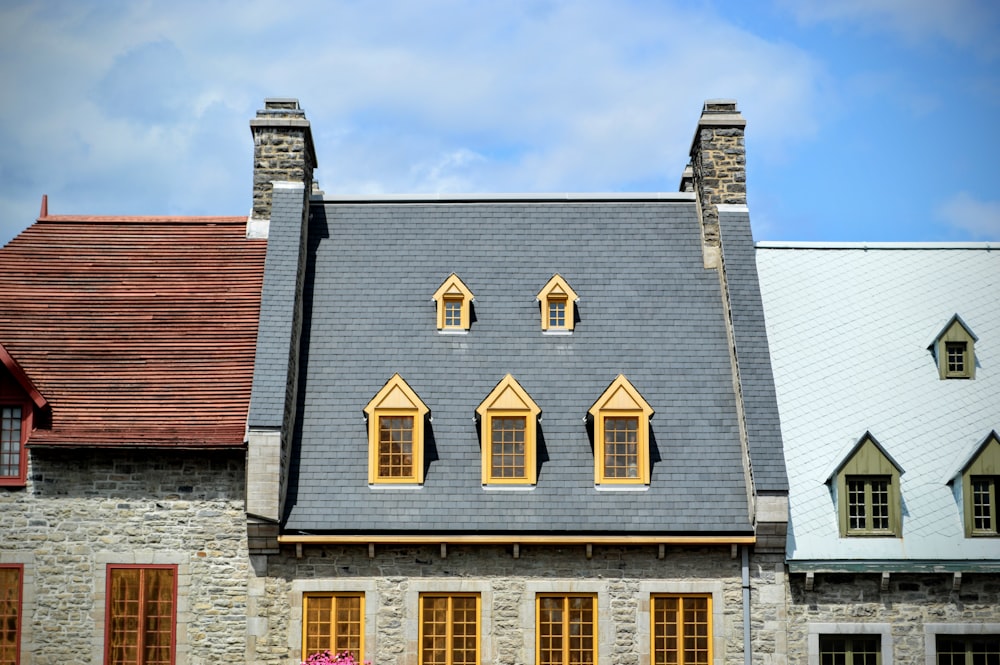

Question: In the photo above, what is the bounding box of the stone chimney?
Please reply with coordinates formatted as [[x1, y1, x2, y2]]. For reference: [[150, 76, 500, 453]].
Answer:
[[687, 99, 747, 247], [249, 98, 317, 222]]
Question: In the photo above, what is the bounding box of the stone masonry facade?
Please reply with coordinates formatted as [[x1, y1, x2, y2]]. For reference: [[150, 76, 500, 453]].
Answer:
[[787, 572, 1000, 664], [247, 545, 789, 665], [0, 448, 248, 665]]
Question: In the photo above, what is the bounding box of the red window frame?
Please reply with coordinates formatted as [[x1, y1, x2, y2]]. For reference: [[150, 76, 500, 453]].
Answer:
[[0, 400, 30, 487], [104, 565, 177, 665], [0, 564, 22, 665]]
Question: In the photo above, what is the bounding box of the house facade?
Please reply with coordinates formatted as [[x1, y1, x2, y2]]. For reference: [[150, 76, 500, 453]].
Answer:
[[756, 243, 1000, 664], [241, 100, 790, 665], [0, 214, 266, 663]]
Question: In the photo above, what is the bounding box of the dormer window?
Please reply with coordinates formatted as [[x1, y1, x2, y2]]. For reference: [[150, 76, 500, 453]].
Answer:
[[537, 275, 579, 333], [829, 432, 902, 537], [0, 344, 45, 487], [957, 432, 1000, 537], [476, 374, 541, 485], [364, 374, 429, 485], [433, 274, 474, 333], [930, 314, 977, 379], [588, 375, 653, 486]]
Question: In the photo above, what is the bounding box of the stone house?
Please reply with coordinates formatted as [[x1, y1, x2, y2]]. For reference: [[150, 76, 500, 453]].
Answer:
[[0, 212, 266, 663], [242, 99, 790, 665], [756, 243, 1000, 663]]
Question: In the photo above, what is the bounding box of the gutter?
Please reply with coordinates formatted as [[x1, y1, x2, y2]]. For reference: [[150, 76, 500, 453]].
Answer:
[[278, 534, 755, 546]]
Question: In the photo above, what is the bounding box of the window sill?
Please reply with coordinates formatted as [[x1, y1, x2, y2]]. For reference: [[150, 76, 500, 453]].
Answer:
[[594, 483, 649, 492]]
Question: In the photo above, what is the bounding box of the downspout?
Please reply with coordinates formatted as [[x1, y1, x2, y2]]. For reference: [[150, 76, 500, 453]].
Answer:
[[742, 545, 751, 665]]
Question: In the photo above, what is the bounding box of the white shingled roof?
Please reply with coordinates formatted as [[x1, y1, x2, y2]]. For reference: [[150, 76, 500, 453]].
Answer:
[[755, 243, 999, 564]]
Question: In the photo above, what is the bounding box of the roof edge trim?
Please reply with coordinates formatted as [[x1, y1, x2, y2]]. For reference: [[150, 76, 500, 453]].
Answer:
[[279, 534, 755, 546], [788, 560, 1000, 573], [0, 343, 47, 408], [756, 241, 995, 250], [315, 192, 696, 204]]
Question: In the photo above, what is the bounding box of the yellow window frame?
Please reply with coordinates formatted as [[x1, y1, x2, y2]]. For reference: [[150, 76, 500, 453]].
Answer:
[[302, 592, 365, 662], [364, 374, 429, 484], [433, 274, 475, 331], [537, 274, 579, 332], [477, 374, 541, 485], [588, 375, 653, 485], [419, 592, 481, 665], [651, 594, 713, 665], [535, 593, 597, 665]]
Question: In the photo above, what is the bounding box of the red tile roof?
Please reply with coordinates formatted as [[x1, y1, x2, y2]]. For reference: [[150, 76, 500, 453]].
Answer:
[[0, 215, 266, 447]]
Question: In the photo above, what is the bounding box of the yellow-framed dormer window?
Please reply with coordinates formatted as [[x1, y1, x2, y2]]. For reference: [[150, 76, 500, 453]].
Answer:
[[364, 374, 429, 485], [930, 314, 977, 379], [959, 432, 1000, 537], [588, 375, 653, 485], [476, 374, 541, 485], [537, 274, 579, 333], [433, 274, 475, 332]]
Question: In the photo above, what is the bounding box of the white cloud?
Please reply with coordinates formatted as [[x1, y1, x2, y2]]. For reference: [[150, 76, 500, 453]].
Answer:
[[936, 192, 1000, 240]]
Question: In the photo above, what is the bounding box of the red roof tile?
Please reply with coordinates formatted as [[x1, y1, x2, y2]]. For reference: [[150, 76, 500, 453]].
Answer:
[[0, 216, 266, 447]]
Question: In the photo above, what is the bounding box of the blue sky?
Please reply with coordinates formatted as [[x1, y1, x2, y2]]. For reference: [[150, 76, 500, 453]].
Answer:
[[1, 0, 998, 247]]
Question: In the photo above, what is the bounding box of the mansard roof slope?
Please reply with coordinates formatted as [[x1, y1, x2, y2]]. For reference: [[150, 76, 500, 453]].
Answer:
[[756, 242, 1000, 567], [281, 194, 760, 536], [0, 215, 267, 447]]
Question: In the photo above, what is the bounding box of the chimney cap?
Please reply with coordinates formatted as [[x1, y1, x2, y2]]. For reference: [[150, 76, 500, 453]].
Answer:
[[263, 98, 302, 110], [702, 99, 739, 114]]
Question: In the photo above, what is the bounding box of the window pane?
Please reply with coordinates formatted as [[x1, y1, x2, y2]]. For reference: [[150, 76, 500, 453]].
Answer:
[[491, 416, 526, 479], [820, 635, 880, 665], [107, 567, 175, 665], [420, 594, 478, 665], [870, 480, 889, 531], [972, 478, 995, 532], [604, 417, 639, 478], [653, 596, 710, 665], [937, 635, 1000, 665], [305, 594, 363, 659], [379, 416, 414, 478], [548, 301, 566, 328], [847, 479, 867, 530], [946, 342, 966, 373], [538, 595, 594, 665], [445, 300, 463, 327], [0, 567, 20, 665], [0, 406, 21, 478]]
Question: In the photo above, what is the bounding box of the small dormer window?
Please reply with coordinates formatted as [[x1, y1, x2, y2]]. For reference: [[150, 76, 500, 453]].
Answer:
[[364, 374, 429, 485], [958, 432, 1000, 537], [588, 375, 653, 486], [930, 314, 977, 379], [829, 432, 902, 537], [537, 275, 579, 333], [433, 274, 474, 333]]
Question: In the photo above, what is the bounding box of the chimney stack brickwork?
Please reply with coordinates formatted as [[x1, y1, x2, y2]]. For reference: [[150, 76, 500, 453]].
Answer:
[[250, 99, 317, 220], [688, 100, 747, 246]]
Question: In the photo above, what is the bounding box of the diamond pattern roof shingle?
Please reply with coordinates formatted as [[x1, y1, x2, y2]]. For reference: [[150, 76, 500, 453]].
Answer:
[[756, 244, 1000, 562], [283, 200, 755, 535]]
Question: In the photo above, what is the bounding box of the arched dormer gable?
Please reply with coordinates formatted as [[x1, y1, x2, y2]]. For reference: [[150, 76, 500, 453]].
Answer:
[[476, 374, 541, 485], [432, 274, 475, 333], [928, 314, 978, 379], [536, 274, 580, 333], [826, 432, 903, 537], [363, 374, 430, 485], [587, 375, 654, 486]]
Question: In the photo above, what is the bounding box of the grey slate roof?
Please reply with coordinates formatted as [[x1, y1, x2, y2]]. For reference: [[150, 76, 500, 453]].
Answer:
[[249, 183, 306, 429], [283, 199, 754, 534], [718, 207, 788, 493]]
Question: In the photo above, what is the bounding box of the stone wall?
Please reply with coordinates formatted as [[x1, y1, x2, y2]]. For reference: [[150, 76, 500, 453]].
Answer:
[[787, 572, 1000, 664], [250, 99, 315, 221], [0, 448, 248, 665], [689, 101, 747, 248], [248, 544, 788, 665]]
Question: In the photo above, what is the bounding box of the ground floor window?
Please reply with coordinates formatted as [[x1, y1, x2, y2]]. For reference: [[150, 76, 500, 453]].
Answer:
[[936, 634, 1000, 664], [105, 565, 176, 665], [303, 593, 364, 661], [652, 594, 711, 665], [0, 565, 21, 665], [819, 635, 881, 665], [419, 593, 479, 665], [537, 594, 596, 665]]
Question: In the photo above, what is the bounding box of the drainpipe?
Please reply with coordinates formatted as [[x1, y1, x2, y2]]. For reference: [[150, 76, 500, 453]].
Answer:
[[742, 545, 751, 665]]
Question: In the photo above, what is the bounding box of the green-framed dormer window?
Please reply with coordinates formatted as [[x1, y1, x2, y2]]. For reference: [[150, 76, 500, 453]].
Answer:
[[930, 314, 978, 379], [830, 433, 903, 537], [959, 432, 1000, 537]]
